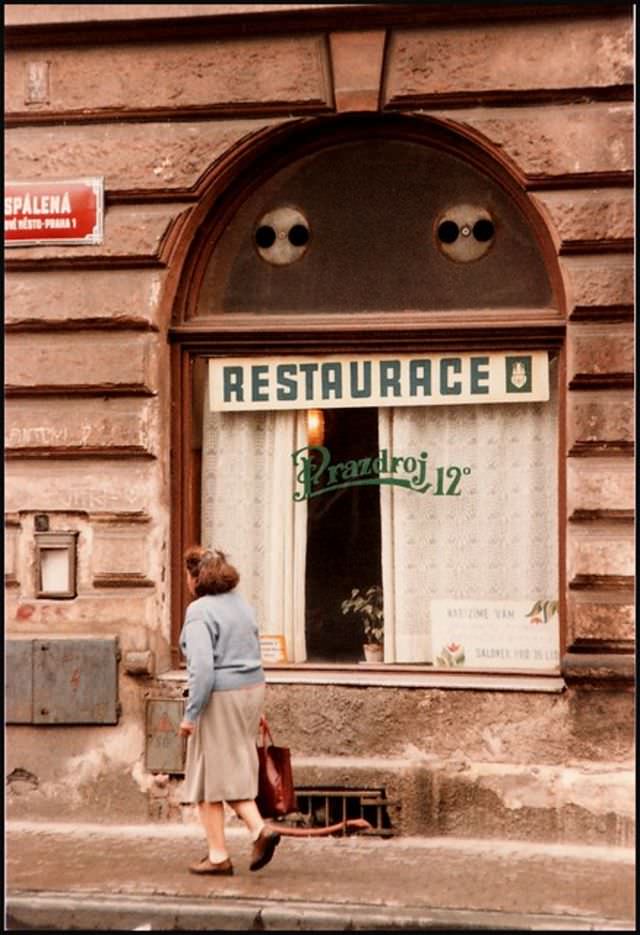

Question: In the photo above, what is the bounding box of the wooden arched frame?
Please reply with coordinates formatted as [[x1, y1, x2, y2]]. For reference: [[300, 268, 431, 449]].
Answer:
[[167, 112, 567, 669]]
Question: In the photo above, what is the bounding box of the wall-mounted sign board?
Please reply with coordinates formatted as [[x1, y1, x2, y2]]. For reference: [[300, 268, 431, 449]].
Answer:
[[5, 178, 104, 246], [431, 599, 560, 671], [208, 352, 549, 413], [259, 634, 288, 663]]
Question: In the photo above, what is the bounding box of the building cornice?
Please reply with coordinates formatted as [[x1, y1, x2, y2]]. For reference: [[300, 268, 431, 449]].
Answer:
[[4, 2, 632, 49]]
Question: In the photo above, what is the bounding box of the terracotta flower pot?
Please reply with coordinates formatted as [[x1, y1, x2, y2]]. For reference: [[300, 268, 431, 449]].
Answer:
[[363, 643, 384, 663]]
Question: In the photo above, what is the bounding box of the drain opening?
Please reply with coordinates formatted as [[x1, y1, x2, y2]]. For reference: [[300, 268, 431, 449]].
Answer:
[[290, 787, 396, 837]]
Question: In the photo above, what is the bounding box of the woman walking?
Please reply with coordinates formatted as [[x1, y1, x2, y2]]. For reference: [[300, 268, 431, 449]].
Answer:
[[179, 546, 280, 875]]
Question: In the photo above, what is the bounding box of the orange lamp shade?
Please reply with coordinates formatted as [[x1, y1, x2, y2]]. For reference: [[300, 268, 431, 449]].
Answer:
[[307, 409, 325, 446]]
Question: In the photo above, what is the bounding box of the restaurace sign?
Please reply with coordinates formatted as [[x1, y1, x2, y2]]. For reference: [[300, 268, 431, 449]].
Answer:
[[208, 352, 549, 412]]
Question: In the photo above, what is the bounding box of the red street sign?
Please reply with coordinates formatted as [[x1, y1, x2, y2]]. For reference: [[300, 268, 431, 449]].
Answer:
[[5, 178, 104, 246]]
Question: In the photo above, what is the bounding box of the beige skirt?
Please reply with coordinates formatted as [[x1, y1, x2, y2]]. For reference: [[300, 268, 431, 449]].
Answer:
[[181, 682, 265, 804]]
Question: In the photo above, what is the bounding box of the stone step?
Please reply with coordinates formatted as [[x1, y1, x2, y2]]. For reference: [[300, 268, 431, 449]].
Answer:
[[7, 754, 634, 849], [290, 755, 635, 846]]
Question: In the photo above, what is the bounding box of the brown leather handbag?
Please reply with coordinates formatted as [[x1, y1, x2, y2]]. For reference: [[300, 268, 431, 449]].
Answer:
[[256, 717, 297, 818]]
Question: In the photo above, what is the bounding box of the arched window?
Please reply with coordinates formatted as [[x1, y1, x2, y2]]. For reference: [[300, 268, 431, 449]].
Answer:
[[172, 116, 565, 674]]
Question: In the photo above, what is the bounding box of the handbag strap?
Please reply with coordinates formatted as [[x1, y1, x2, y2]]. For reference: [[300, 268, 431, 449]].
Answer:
[[259, 715, 274, 748]]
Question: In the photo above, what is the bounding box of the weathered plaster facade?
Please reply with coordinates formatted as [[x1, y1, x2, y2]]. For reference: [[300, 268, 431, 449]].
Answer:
[[5, 3, 634, 842]]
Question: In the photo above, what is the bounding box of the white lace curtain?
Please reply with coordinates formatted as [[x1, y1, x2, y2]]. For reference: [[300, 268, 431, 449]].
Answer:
[[378, 363, 558, 662], [201, 365, 557, 666], [201, 397, 308, 662]]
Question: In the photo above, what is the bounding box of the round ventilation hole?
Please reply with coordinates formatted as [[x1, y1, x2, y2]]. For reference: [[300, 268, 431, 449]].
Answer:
[[473, 219, 495, 243], [255, 225, 276, 249], [288, 224, 310, 247], [435, 205, 496, 262], [254, 207, 311, 265], [437, 220, 460, 245]]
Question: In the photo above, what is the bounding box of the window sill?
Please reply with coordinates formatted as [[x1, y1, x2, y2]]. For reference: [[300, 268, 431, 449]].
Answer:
[[156, 665, 566, 693]]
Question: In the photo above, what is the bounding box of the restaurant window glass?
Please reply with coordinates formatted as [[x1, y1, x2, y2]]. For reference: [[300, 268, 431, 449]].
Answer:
[[196, 357, 559, 669]]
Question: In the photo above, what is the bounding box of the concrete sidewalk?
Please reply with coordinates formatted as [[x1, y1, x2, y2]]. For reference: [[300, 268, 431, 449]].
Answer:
[[5, 820, 636, 931]]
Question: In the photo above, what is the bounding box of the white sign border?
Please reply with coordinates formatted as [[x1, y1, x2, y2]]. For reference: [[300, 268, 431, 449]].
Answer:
[[208, 351, 550, 412]]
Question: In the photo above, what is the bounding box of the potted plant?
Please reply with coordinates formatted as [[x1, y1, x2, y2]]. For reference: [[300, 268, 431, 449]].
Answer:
[[341, 585, 384, 662]]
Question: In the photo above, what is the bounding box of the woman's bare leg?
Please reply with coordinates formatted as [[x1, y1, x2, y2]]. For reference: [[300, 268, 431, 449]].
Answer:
[[197, 801, 229, 861], [229, 799, 280, 871], [227, 798, 265, 839]]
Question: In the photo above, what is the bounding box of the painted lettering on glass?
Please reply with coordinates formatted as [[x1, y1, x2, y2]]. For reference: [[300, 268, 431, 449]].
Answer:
[[292, 446, 471, 501]]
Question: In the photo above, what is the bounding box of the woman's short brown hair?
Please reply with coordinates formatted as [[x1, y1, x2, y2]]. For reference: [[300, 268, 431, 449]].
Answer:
[[184, 546, 239, 596]]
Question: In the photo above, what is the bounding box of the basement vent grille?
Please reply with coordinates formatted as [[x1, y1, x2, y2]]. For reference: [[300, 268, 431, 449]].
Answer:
[[292, 787, 395, 837]]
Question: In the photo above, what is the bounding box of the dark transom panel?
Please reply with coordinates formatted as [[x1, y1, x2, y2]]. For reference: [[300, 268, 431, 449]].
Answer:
[[196, 139, 554, 316]]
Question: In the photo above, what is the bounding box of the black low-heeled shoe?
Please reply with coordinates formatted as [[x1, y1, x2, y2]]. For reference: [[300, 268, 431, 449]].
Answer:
[[250, 828, 281, 871]]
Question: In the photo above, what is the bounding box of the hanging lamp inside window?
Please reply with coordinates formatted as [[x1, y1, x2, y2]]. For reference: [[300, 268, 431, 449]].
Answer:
[[307, 409, 325, 447]]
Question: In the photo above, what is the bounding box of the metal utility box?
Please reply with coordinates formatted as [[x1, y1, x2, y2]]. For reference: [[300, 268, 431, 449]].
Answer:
[[6, 637, 120, 725], [145, 699, 186, 773], [6, 639, 34, 723]]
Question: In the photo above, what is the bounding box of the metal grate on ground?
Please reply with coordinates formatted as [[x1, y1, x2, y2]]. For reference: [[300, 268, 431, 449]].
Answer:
[[291, 787, 396, 837]]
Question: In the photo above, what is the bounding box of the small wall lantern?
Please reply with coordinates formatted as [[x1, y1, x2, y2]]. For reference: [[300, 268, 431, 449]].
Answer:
[[35, 531, 79, 599]]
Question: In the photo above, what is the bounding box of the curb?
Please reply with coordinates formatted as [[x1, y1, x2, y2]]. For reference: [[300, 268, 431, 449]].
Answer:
[[6, 891, 635, 931]]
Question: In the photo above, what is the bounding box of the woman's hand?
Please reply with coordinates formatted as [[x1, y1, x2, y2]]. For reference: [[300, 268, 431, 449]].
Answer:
[[179, 720, 195, 737]]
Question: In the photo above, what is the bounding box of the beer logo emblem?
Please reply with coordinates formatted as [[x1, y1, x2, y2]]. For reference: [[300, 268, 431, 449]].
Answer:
[[505, 355, 532, 393], [510, 361, 527, 389]]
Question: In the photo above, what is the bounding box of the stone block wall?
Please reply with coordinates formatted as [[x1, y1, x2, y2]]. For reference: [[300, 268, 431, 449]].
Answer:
[[4, 3, 634, 814]]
